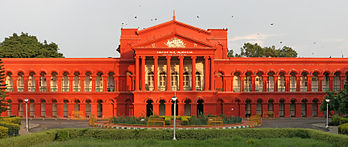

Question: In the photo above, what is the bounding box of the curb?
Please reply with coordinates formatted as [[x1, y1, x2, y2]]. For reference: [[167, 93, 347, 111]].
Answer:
[[95, 122, 260, 130]]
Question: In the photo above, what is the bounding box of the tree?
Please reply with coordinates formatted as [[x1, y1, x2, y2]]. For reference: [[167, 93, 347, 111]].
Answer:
[[231, 43, 298, 57], [0, 33, 64, 58], [0, 59, 9, 114], [320, 76, 348, 116]]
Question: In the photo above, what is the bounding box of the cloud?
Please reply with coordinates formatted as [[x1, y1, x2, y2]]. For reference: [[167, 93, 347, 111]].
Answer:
[[229, 33, 277, 41], [228, 33, 279, 46]]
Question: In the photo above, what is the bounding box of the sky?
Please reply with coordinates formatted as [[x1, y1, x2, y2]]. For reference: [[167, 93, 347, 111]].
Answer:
[[0, 0, 347, 58]]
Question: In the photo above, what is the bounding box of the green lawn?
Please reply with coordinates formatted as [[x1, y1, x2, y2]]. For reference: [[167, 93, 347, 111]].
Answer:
[[33, 137, 332, 147]]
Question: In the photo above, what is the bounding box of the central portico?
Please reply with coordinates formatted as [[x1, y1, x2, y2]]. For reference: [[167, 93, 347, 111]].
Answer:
[[120, 15, 227, 117]]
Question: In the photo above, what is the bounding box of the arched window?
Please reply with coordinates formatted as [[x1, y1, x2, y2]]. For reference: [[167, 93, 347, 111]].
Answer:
[[322, 72, 330, 91], [290, 99, 296, 117], [279, 99, 285, 117], [41, 100, 46, 117], [278, 72, 285, 92], [51, 72, 58, 92], [301, 99, 307, 117], [256, 99, 262, 115], [159, 72, 166, 91], [334, 72, 341, 91], [300, 72, 308, 92], [73, 72, 80, 92], [255, 72, 263, 92], [39, 72, 47, 92], [63, 100, 69, 118], [107, 72, 115, 92], [196, 72, 202, 91], [171, 72, 179, 91], [183, 72, 190, 90], [267, 72, 274, 92], [244, 72, 252, 92], [86, 99, 91, 118], [146, 100, 153, 117], [62, 72, 69, 92], [290, 72, 297, 92], [245, 99, 251, 117], [184, 99, 191, 116], [147, 72, 154, 91], [85, 72, 92, 92], [28, 72, 35, 92], [97, 100, 103, 118], [312, 99, 318, 117], [52, 100, 57, 118], [233, 72, 241, 92], [6, 73, 13, 92], [29, 99, 35, 118], [311, 72, 319, 92], [159, 100, 165, 116], [96, 72, 103, 92]]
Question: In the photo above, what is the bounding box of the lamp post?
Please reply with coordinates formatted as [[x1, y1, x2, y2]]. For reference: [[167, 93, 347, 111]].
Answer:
[[172, 95, 177, 140], [24, 98, 29, 132], [325, 98, 330, 129]]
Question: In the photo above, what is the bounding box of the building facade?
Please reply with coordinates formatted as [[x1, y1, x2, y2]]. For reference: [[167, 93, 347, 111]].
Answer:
[[1, 17, 348, 119]]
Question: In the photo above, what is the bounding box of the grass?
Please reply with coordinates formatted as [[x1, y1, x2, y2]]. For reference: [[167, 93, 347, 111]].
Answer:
[[33, 137, 332, 147]]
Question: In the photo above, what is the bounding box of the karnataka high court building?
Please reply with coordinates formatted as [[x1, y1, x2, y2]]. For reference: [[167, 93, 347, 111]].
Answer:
[[1, 16, 348, 119]]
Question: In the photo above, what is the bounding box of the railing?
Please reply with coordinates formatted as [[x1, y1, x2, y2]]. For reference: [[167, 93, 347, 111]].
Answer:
[[196, 87, 202, 91], [256, 88, 263, 92], [73, 87, 81, 92], [216, 88, 223, 91], [6, 87, 13, 92], [300, 88, 307, 92], [278, 88, 285, 92], [107, 87, 115, 92], [17, 87, 24, 92], [40, 87, 47, 92], [311, 88, 318, 92], [323, 88, 329, 92], [183, 86, 192, 91], [28, 87, 35, 92], [267, 88, 274, 92], [51, 87, 58, 92], [334, 87, 341, 91], [290, 88, 296, 92], [158, 86, 166, 91], [85, 88, 92, 92], [62, 87, 69, 92], [233, 88, 240, 92], [96, 87, 103, 92], [244, 88, 251, 92]]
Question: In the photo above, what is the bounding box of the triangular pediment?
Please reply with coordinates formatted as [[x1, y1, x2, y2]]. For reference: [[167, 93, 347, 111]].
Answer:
[[137, 20, 210, 35], [133, 33, 213, 48]]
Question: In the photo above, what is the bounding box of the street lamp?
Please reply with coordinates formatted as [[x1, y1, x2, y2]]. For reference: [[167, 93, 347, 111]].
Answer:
[[325, 99, 330, 129], [24, 98, 29, 132], [172, 95, 177, 140]]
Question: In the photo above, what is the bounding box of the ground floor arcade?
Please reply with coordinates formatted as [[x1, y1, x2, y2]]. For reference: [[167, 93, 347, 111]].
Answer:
[[1, 92, 326, 119]]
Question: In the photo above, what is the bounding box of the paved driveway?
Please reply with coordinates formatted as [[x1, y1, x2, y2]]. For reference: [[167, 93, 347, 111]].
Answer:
[[23, 119, 90, 133], [22, 118, 329, 134]]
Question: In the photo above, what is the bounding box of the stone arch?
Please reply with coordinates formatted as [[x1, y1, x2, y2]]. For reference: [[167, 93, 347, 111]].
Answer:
[[197, 99, 204, 116]]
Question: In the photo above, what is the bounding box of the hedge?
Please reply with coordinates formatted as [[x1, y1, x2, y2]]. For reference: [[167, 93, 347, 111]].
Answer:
[[338, 123, 348, 135], [0, 117, 22, 125], [0, 126, 8, 139], [0, 128, 348, 147], [0, 122, 20, 137]]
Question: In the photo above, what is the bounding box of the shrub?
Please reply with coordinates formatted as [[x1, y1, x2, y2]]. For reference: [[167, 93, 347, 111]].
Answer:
[[338, 123, 348, 135], [0, 121, 20, 136], [0, 117, 21, 125], [220, 115, 242, 124], [0, 129, 57, 147], [187, 115, 208, 125], [112, 116, 147, 125], [0, 126, 8, 139], [331, 115, 348, 126]]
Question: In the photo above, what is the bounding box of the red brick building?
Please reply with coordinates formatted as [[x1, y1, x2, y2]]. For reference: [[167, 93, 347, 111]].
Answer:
[[1, 16, 348, 119]]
